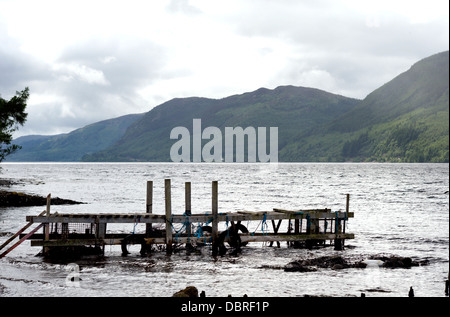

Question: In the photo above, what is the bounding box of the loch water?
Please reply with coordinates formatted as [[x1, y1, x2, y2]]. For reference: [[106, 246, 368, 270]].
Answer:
[[0, 163, 448, 297]]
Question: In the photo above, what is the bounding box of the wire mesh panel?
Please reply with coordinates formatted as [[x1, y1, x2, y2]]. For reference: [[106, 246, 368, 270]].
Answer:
[[50, 223, 97, 237]]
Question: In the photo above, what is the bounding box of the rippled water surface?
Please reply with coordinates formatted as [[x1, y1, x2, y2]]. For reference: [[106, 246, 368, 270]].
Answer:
[[0, 163, 448, 297]]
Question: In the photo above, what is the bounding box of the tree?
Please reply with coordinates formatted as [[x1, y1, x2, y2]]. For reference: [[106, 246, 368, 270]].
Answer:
[[0, 87, 29, 162]]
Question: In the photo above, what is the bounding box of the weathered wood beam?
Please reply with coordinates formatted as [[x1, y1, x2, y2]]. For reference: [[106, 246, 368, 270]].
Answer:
[[30, 233, 355, 247], [0, 210, 46, 251], [26, 211, 353, 224]]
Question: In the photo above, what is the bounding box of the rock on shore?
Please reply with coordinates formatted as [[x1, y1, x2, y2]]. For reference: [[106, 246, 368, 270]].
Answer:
[[284, 254, 428, 272], [0, 190, 84, 207], [285, 255, 366, 272], [172, 286, 199, 297]]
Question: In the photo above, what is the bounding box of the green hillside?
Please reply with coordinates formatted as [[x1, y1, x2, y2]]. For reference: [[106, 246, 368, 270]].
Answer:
[[7, 51, 448, 163], [83, 86, 360, 162], [6, 113, 144, 161], [281, 51, 449, 162]]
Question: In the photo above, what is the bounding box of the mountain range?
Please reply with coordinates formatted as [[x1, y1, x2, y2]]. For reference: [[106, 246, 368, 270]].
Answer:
[[7, 113, 143, 162], [6, 51, 449, 163]]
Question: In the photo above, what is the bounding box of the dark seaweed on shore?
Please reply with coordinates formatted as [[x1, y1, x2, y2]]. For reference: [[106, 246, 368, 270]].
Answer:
[[0, 190, 84, 207], [283, 254, 429, 272]]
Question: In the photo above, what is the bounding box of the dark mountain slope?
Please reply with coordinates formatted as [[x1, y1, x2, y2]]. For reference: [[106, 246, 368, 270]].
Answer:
[[7, 113, 144, 161], [281, 51, 449, 162], [84, 86, 360, 162]]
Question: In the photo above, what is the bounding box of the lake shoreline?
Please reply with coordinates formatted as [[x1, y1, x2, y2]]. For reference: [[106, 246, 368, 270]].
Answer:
[[0, 178, 84, 207]]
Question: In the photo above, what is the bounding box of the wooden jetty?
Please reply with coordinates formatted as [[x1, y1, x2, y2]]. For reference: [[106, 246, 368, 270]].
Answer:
[[1, 179, 354, 258]]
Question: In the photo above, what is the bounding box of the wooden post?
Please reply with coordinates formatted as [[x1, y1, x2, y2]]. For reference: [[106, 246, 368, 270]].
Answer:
[[165, 179, 173, 254], [98, 224, 106, 238], [343, 193, 350, 247], [342, 194, 350, 233], [346, 193, 350, 213], [96, 217, 106, 239], [185, 182, 191, 214], [185, 182, 192, 247], [43, 194, 51, 255], [334, 195, 349, 251], [293, 218, 300, 248], [286, 219, 292, 247], [344, 194, 350, 234], [95, 215, 106, 255], [211, 181, 219, 256], [44, 194, 51, 238], [312, 211, 320, 234], [146, 181, 153, 236]]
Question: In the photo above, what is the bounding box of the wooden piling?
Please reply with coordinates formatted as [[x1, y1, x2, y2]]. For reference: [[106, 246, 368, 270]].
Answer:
[[293, 218, 300, 248], [95, 215, 106, 254], [334, 194, 349, 250], [346, 194, 350, 213], [185, 182, 192, 247], [344, 193, 350, 234], [334, 210, 341, 250], [165, 179, 173, 254], [146, 181, 153, 235], [96, 217, 106, 239], [211, 181, 218, 255], [43, 194, 51, 255], [185, 182, 191, 213]]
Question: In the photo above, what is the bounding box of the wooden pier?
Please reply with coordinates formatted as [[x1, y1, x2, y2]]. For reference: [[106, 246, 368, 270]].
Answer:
[[1, 180, 354, 258]]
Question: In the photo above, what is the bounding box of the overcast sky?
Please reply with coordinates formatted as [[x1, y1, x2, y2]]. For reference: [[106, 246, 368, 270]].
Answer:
[[1, 0, 448, 137]]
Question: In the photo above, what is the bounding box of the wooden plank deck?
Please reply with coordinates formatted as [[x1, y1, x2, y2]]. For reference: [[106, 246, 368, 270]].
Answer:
[[26, 210, 353, 224]]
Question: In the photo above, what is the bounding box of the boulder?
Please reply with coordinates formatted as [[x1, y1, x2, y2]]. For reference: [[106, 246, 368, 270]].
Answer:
[[284, 261, 317, 272], [370, 256, 419, 268], [172, 286, 199, 297]]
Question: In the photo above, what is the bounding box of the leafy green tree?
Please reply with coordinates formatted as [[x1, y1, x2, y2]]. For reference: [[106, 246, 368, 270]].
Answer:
[[0, 87, 29, 162]]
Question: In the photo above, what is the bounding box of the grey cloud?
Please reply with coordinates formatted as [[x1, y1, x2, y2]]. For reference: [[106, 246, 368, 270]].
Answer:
[[57, 38, 166, 90], [0, 33, 167, 137], [233, 2, 447, 57], [24, 101, 83, 136], [12, 38, 170, 136], [223, 1, 448, 97], [0, 26, 50, 96]]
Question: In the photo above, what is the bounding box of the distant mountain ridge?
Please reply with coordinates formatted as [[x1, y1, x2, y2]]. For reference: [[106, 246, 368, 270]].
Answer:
[[282, 50, 449, 162], [82, 86, 360, 162], [6, 113, 144, 161], [7, 51, 449, 163]]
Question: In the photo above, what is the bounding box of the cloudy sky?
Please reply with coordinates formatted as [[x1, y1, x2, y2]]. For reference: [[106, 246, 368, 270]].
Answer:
[[0, 0, 448, 137]]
